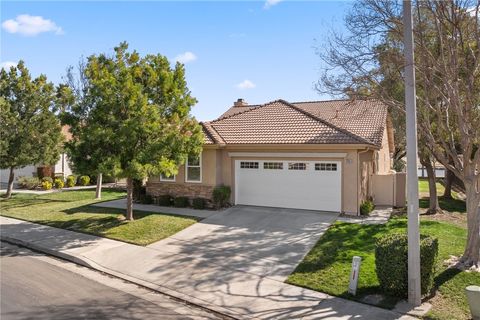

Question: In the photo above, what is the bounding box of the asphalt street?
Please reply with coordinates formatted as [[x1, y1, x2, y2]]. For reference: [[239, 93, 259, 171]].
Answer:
[[0, 242, 220, 320]]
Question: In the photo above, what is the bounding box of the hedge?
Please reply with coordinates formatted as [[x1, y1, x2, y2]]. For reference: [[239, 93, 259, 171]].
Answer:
[[375, 233, 438, 297], [192, 197, 206, 210], [212, 185, 231, 208], [174, 196, 189, 208], [157, 195, 172, 206]]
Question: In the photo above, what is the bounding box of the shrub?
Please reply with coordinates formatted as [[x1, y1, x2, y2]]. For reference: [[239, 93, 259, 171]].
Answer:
[[192, 197, 206, 210], [66, 175, 76, 188], [212, 185, 231, 208], [78, 175, 90, 186], [41, 176, 53, 184], [375, 233, 438, 297], [360, 200, 375, 216], [17, 176, 40, 189], [157, 195, 173, 206], [41, 180, 53, 190], [174, 196, 189, 208], [142, 194, 154, 204], [54, 178, 64, 189]]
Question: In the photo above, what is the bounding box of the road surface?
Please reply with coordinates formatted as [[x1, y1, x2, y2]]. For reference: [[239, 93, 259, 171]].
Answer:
[[0, 242, 220, 320]]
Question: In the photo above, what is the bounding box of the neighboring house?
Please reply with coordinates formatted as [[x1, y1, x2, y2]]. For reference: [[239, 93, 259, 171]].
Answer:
[[147, 99, 406, 215], [0, 125, 73, 185]]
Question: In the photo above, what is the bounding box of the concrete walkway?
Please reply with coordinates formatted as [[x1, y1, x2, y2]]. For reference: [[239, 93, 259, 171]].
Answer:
[[336, 206, 393, 225], [0, 211, 415, 320]]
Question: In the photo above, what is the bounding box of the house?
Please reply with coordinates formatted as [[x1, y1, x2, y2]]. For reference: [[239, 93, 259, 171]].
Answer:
[[0, 125, 73, 185], [146, 99, 406, 215]]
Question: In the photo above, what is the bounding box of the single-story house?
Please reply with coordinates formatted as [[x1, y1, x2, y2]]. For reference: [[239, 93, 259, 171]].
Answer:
[[147, 99, 405, 215], [0, 125, 73, 185]]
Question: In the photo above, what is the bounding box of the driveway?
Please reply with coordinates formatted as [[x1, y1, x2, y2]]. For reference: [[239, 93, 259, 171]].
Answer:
[[148, 205, 339, 281]]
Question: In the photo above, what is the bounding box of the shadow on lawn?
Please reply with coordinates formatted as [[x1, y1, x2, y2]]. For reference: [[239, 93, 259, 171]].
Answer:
[[419, 196, 466, 213]]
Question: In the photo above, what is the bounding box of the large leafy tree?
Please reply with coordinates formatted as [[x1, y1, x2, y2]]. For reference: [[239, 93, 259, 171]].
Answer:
[[317, 0, 480, 266], [63, 42, 203, 220], [0, 61, 63, 198]]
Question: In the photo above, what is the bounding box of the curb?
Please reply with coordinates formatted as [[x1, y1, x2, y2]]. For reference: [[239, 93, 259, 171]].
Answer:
[[1, 235, 242, 320]]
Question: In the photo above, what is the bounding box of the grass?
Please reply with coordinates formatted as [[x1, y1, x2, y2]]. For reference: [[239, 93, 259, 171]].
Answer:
[[418, 178, 466, 213], [0, 190, 199, 245], [286, 217, 479, 320]]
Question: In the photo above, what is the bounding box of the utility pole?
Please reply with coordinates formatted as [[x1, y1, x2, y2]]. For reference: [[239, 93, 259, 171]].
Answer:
[[403, 0, 421, 307]]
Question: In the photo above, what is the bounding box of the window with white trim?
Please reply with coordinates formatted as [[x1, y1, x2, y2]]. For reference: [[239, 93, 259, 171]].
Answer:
[[240, 161, 259, 169], [315, 163, 338, 171], [288, 162, 307, 170], [160, 173, 175, 182], [185, 154, 202, 182], [263, 162, 283, 170]]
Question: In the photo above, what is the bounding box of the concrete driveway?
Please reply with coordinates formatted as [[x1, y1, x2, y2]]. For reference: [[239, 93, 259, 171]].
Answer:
[[148, 205, 339, 281]]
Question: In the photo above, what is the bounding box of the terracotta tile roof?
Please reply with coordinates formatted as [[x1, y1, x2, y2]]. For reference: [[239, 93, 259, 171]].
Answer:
[[202, 100, 371, 145], [211, 99, 388, 147]]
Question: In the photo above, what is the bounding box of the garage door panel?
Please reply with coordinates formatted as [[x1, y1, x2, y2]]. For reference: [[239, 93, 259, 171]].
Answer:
[[235, 160, 341, 212]]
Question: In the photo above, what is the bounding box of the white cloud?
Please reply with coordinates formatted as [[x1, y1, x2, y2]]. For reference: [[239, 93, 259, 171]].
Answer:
[[0, 61, 17, 70], [174, 51, 197, 64], [2, 14, 63, 36], [236, 80, 256, 90], [264, 0, 283, 9]]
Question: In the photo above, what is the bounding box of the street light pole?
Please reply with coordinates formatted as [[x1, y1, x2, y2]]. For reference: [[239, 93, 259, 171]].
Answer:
[[403, 0, 422, 307]]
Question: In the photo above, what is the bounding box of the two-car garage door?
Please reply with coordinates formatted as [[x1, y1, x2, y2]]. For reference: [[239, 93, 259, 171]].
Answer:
[[235, 160, 342, 212]]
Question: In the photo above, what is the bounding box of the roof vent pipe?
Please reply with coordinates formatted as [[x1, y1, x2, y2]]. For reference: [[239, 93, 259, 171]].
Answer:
[[234, 98, 248, 107]]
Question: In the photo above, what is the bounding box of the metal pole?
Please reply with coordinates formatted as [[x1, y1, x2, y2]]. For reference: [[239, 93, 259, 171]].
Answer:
[[403, 0, 421, 307]]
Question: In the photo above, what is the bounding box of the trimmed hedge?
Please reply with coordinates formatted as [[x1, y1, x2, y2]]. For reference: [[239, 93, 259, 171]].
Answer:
[[78, 175, 90, 186], [174, 196, 189, 208], [212, 185, 231, 208], [41, 180, 53, 190], [375, 233, 438, 297], [157, 195, 173, 206], [54, 178, 64, 189], [66, 175, 76, 188], [17, 176, 40, 189], [360, 200, 375, 216], [41, 176, 53, 184], [192, 197, 206, 210]]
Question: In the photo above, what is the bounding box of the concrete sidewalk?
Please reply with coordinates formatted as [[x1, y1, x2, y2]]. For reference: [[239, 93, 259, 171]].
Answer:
[[0, 216, 415, 320]]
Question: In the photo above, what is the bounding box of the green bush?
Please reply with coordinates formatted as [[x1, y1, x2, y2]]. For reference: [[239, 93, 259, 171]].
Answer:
[[142, 194, 154, 204], [78, 175, 90, 186], [360, 200, 375, 216], [66, 175, 76, 188], [17, 176, 40, 189], [41, 176, 53, 184], [212, 185, 231, 208], [192, 197, 206, 210], [41, 180, 53, 190], [157, 195, 173, 206], [174, 196, 189, 208], [54, 178, 64, 189], [375, 233, 438, 297]]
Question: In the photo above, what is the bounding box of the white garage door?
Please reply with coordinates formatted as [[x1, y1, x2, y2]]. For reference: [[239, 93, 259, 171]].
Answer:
[[235, 160, 342, 212]]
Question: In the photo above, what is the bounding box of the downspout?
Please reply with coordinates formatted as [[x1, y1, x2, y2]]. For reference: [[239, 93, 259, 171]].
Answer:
[[357, 147, 372, 216]]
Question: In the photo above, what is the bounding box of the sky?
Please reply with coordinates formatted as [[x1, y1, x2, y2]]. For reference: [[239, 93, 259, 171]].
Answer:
[[1, 1, 350, 121]]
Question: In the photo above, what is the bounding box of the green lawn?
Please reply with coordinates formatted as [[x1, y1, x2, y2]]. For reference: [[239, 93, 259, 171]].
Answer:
[[0, 190, 199, 245], [418, 179, 465, 213], [286, 217, 479, 320]]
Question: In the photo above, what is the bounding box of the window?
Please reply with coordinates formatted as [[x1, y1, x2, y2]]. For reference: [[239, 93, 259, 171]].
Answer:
[[315, 163, 338, 171], [288, 162, 307, 170], [240, 161, 259, 169], [185, 154, 202, 182], [263, 162, 283, 170], [160, 173, 175, 182]]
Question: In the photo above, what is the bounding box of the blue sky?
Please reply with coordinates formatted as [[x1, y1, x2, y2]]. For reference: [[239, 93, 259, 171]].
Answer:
[[1, 1, 350, 120]]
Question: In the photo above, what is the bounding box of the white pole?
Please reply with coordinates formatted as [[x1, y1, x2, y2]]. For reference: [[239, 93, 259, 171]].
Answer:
[[403, 0, 421, 307]]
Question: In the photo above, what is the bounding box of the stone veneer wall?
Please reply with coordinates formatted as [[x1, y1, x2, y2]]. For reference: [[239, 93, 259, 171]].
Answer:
[[146, 182, 215, 200]]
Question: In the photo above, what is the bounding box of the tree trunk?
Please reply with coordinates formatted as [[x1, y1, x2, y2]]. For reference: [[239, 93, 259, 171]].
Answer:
[[462, 183, 480, 267], [126, 177, 134, 221], [443, 168, 454, 199], [420, 155, 442, 215], [4, 167, 15, 199], [95, 173, 102, 199]]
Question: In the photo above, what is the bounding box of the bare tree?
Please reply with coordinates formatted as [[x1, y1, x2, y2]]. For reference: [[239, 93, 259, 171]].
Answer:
[[317, 0, 480, 266]]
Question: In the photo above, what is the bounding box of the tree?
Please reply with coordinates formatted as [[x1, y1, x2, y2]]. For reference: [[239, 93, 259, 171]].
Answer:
[[317, 0, 480, 266], [62, 42, 203, 220], [0, 61, 63, 199]]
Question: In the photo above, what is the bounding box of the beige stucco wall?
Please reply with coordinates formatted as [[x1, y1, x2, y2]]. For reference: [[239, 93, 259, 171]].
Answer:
[[376, 127, 392, 174], [371, 172, 406, 207]]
